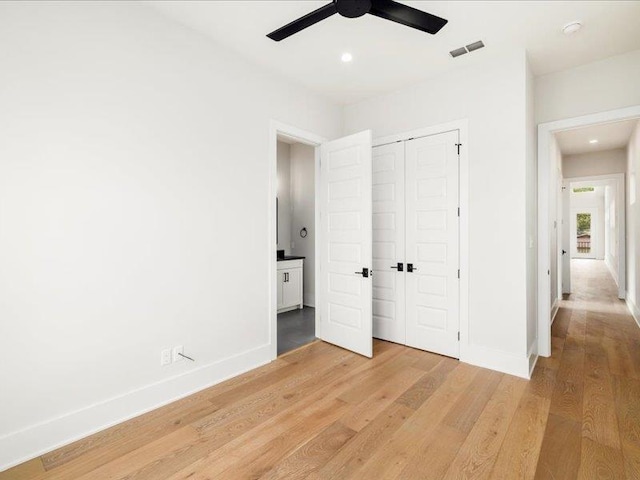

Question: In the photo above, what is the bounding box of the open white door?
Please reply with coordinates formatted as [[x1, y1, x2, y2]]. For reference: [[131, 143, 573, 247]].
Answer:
[[562, 179, 571, 294], [318, 130, 373, 358]]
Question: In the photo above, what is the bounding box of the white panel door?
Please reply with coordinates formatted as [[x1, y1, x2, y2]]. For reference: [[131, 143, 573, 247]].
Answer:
[[562, 180, 571, 294], [405, 131, 459, 358], [372, 142, 406, 344], [319, 130, 373, 358]]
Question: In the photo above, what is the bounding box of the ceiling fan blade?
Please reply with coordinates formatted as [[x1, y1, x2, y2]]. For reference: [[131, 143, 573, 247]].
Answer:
[[369, 0, 447, 34], [267, 3, 338, 41]]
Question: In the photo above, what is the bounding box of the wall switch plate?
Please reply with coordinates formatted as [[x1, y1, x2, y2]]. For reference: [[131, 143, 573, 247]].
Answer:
[[172, 345, 184, 363], [160, 349, 171, 366]]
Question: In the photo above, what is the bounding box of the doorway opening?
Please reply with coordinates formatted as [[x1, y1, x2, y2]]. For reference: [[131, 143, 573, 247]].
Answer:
[[276, 135, 317, 355], [538, 107, 639, 357]]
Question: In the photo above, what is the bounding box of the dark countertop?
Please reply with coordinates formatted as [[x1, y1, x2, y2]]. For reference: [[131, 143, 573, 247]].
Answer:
[[277, 256, 305, 262]]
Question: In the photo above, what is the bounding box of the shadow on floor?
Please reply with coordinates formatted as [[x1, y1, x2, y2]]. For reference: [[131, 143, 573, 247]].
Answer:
[[277, 307, 316, 356]]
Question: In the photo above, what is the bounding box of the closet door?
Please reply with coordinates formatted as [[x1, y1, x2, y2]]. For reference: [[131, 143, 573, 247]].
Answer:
[[405, 131, 460, 358], [372, 142, 406, 344]]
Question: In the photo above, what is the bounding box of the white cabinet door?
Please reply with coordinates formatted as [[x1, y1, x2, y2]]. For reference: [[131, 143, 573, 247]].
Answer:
[[405, 131, 459, 358], [372, 142, 406, 344], [282, 268, 302, 308], [319, 130, 373, 358]]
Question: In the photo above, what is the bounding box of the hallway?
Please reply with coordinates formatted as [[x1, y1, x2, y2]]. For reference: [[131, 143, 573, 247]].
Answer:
[[534, 259, 640, 478]]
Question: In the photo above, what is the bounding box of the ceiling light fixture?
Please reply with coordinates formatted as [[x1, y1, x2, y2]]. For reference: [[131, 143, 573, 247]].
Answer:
[[562, 21, 583, 35], [589, 139, 599, 144], [341, 52, 353, 63]]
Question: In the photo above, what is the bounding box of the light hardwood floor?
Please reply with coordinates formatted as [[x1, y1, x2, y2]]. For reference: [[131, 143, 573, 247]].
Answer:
[[3, 259, 639, 479]]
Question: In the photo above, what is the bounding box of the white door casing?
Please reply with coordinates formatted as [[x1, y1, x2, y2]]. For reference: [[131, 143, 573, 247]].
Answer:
[[372, 142, 406, 344], [405, 131, 460, 358], [319, 130, 373, 358]]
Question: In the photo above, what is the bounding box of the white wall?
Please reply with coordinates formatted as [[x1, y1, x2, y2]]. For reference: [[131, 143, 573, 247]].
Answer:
[[569, 188, 605, 260], [289, 143, 316, 307], [0, 2, 342, 470], [536, 49, 640, 124], [628, 122, 640, 321], [563, 149, 627, 178], [343, 49, 531, 376], [277, 141, 292, 254], [525, 57, 538, 360], [604, 185, 619, 282]]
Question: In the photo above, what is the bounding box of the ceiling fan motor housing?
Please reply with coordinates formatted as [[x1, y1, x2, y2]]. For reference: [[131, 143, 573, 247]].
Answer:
[[335, 0, 372, 18]]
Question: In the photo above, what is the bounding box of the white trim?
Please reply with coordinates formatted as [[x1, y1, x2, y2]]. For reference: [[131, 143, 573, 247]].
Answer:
[[374, 119, 470, 364], [604, 257, 619, 287], [0, 344, 271, 472], [537, 105, 640, 358], [528, 341, 539, 378], [550, 299, 559, 325], [373, 120, 465, 147], [627, 295, 640, 328], [269, 121, 325, 360]]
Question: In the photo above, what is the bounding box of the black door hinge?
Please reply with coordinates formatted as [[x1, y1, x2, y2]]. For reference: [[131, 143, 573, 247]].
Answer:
[[457, 269, 460, 279], [458, 332, 460, 341]]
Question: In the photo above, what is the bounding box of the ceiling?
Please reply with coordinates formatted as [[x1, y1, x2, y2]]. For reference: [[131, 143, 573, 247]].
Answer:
[[147, 1, 640, 105], [556, 119, 638, 156]]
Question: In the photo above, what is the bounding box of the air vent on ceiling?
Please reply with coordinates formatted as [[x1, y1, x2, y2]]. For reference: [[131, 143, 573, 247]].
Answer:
[[449, 40, 485, 58], [450, 47, 467, 58]]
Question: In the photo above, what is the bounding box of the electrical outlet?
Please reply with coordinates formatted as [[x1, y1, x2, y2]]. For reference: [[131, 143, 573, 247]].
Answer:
[[160, 349, 171, 366], [172, 345, 184, 363]]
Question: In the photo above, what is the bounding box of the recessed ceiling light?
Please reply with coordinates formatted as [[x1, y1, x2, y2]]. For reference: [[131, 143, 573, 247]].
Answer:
[[562, 21, 582, 35], [341, 52, 353, 63], [589, 139, 598, 144]]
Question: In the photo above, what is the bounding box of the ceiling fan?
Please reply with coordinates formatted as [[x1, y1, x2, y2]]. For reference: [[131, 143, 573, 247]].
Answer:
[[267, 0, 448, 41]]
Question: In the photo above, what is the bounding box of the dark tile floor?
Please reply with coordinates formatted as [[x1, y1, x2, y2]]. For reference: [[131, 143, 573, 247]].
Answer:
[[277, 306, 316, 356]]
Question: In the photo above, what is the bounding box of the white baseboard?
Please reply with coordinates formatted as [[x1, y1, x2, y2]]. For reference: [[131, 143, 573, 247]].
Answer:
[[627, 294, 640, 328], [528, 341, 539, 378], [0, 344, 271, 473], [462, 345, 531, 379], [550, 299, 559, 326], [604, 256, 619, 286]]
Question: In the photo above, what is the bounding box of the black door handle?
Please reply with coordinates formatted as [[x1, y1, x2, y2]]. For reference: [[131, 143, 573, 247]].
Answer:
[[407, 263, 418, 273], [391, 262, 404, 272], [562, 250, 567, 255], [355, 268, 370, 278]]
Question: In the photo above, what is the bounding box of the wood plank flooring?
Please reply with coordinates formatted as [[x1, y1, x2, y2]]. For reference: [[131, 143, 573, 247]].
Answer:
[[2, 259, 639, 479]]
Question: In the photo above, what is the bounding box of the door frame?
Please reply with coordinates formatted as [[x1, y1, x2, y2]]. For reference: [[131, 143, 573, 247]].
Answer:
[[537, 105, 639, 357], [373, 118, 470, 363], [565, 174, 626, 276], [570, 206, 599, 259], [269, 120, 325, 360]]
